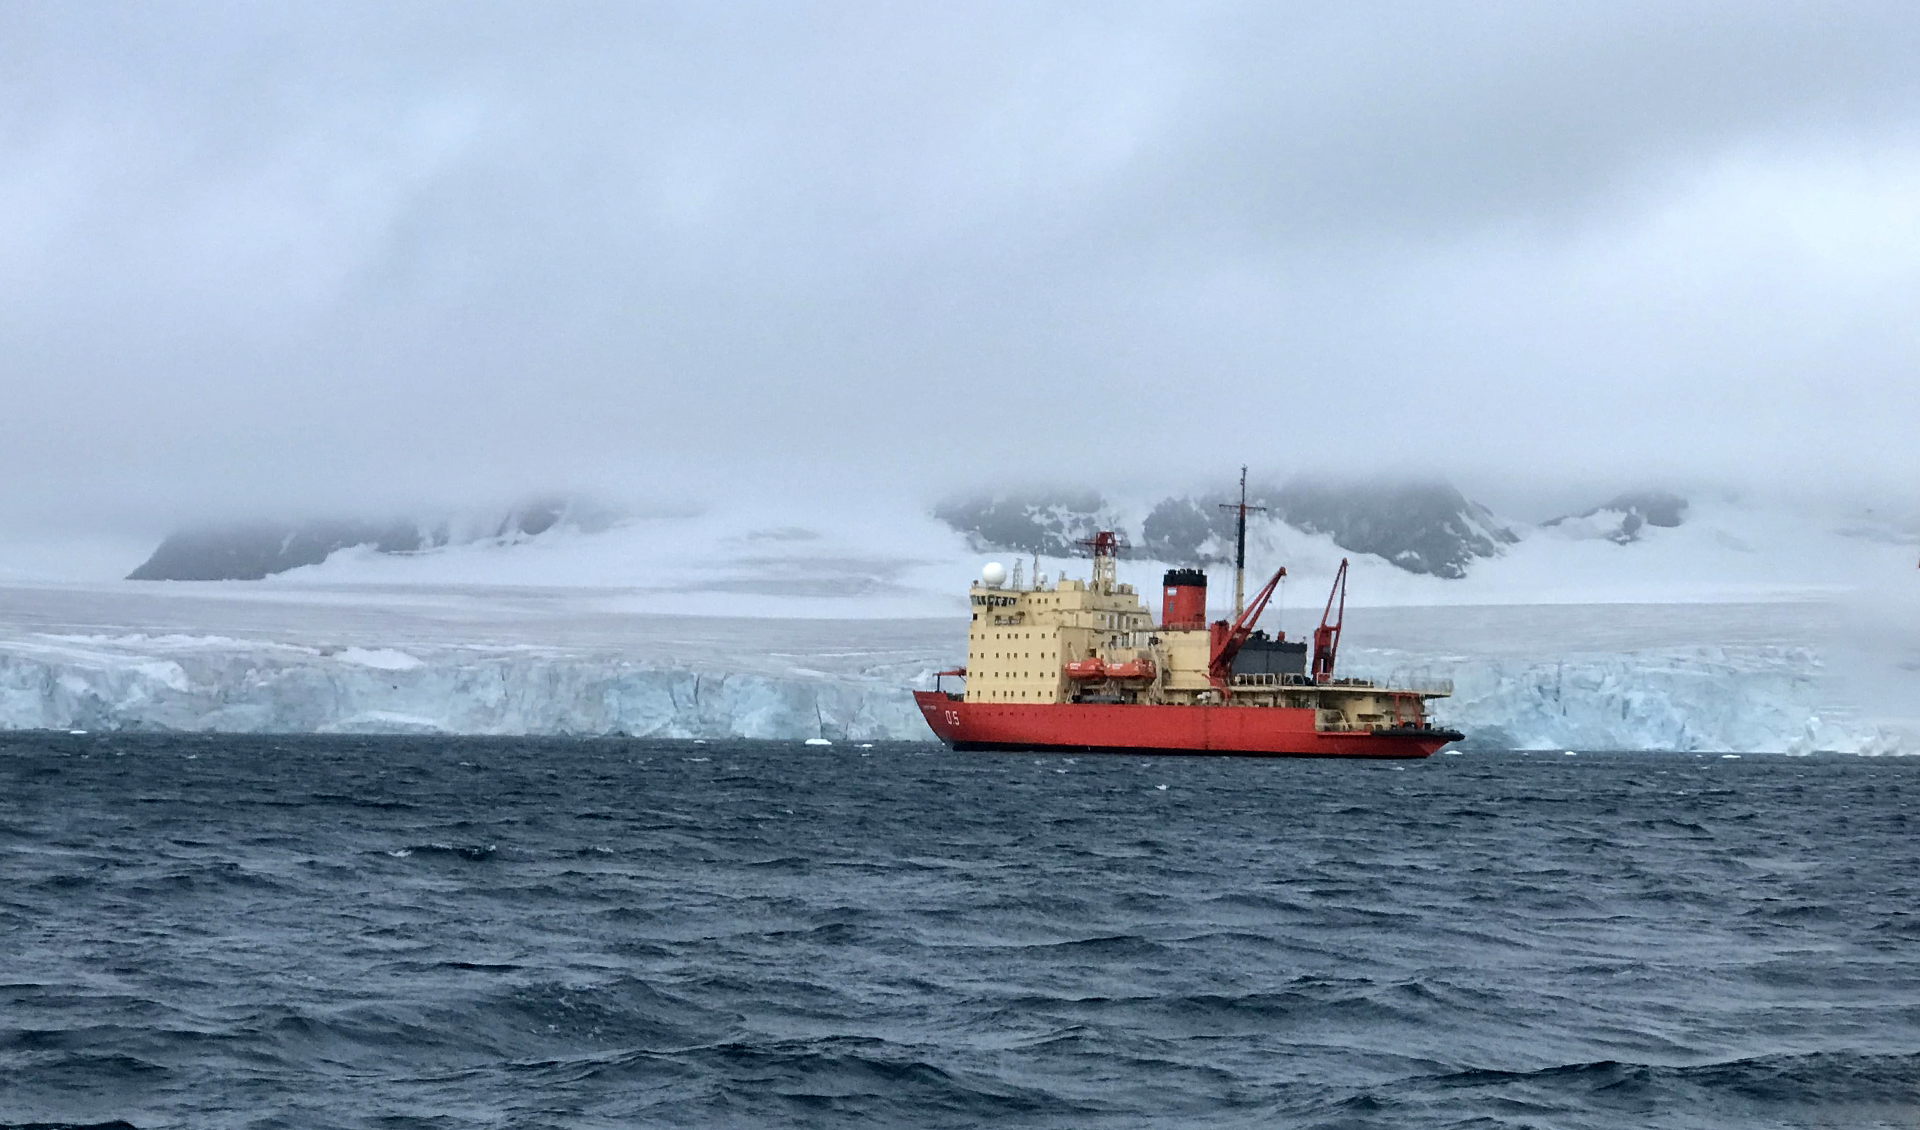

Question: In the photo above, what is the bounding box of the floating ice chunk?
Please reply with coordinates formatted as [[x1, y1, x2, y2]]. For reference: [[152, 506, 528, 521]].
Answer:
[[322, 711, 446, 734], [804, 737, 832, 746]]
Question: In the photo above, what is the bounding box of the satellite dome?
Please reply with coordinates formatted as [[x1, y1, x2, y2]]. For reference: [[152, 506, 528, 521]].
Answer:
[[981, 562, 1007, 587]]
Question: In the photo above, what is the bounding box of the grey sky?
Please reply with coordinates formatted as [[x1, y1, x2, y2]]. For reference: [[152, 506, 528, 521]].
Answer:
[[4, 1, 1918, 532]]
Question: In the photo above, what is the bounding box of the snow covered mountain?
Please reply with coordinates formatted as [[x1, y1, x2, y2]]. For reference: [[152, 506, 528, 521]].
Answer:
[[946, 480, 1520, 579], [102, 479, 1910, 610], [125, 498, 613, 581], [930, 494, 1125, 559], [1133, 482, 1519, 578]]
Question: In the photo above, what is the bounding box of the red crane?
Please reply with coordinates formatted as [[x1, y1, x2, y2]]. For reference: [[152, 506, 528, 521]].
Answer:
[[1311, 558, 1349, 683], [1207, 564, 1287, 685]]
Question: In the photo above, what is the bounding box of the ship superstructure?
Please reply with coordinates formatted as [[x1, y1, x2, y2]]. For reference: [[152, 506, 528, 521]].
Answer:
[[916, 479, 1462, 757]]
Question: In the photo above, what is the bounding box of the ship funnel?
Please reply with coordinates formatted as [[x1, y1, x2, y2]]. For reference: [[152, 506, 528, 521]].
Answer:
[[1161, 568, 1207, 629]]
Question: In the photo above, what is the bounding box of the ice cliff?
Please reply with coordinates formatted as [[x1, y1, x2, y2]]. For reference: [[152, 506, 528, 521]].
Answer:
[[0, 636, 926, 741], [0, 633, 1902, 753], [1349, 646, 1898, 755]]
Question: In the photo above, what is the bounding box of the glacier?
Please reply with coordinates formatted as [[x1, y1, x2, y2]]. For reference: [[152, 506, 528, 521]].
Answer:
[[0, 583, 1909, 752], [0, 634, 928, 741], [0, 626, 1905, 755], [1351, 646, 1897, 755]]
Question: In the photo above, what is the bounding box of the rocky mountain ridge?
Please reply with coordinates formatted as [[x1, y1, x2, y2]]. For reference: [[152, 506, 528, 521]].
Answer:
[[126, 498, 608, 581], [940, 481, 1688, 580]]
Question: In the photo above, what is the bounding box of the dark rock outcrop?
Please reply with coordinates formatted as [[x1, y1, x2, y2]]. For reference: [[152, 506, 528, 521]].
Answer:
[[1544, 491, 1688, 544], [1140, 497, 1230, 565], [1267, 481, 1518, 579], [127, 520, 424, 581], [127, 496, 602, 581]]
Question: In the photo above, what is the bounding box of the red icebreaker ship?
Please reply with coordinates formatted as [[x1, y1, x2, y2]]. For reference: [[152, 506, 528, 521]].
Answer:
[[913, 479, 1462, 758]]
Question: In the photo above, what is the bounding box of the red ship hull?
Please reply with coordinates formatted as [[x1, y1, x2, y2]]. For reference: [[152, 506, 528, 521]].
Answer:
[[913, 692, 1457, 759]]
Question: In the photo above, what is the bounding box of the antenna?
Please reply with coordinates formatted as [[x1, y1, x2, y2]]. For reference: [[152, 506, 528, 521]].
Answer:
[[1218, 466, 1268, 620]]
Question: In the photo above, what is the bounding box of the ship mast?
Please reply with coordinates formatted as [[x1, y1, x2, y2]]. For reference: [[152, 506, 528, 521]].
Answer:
[[1218, 466, 1267, 620], [1078, 530, 1125, 593]]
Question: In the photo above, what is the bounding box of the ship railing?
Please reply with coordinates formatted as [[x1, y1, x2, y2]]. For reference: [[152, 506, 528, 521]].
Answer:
[[1228, 672, 1318, 688], [1225, 673, 1454, 694]]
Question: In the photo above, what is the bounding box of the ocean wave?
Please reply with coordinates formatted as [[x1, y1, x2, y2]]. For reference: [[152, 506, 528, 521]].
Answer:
[[4, 735, 1917, 1128]]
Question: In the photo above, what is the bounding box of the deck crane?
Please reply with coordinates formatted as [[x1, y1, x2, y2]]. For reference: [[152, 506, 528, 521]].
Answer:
[[1207, 563, 1288, 686], [1311, 558, 1349, 683]]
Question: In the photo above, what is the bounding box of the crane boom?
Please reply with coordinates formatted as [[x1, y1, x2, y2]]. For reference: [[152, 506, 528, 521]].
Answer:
[[1311, 558, 1348, 682], [1207, 564, 1287, 684]]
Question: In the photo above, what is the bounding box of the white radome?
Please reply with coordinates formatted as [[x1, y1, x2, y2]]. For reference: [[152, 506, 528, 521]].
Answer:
[[981, 562, 1007, 588]]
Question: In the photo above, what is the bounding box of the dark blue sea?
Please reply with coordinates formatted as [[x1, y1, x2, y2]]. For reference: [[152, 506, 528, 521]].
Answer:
[[3, 734, 1917, 1129]]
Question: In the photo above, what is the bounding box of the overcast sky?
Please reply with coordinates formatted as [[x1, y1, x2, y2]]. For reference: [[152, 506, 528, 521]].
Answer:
[[4, 1, 1918, 532]]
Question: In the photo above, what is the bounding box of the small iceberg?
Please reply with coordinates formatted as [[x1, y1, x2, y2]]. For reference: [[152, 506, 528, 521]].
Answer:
[[336, 647, 423, 671], [804, 738, 832, 747]]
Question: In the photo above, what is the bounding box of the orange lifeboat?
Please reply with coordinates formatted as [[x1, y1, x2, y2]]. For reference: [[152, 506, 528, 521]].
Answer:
[[1064, 658, 1156, 681], [1064, 658, 1107, 680]]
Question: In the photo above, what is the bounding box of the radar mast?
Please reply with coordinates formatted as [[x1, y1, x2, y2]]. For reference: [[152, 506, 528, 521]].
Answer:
[[1218, 466, 1268, 620]]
